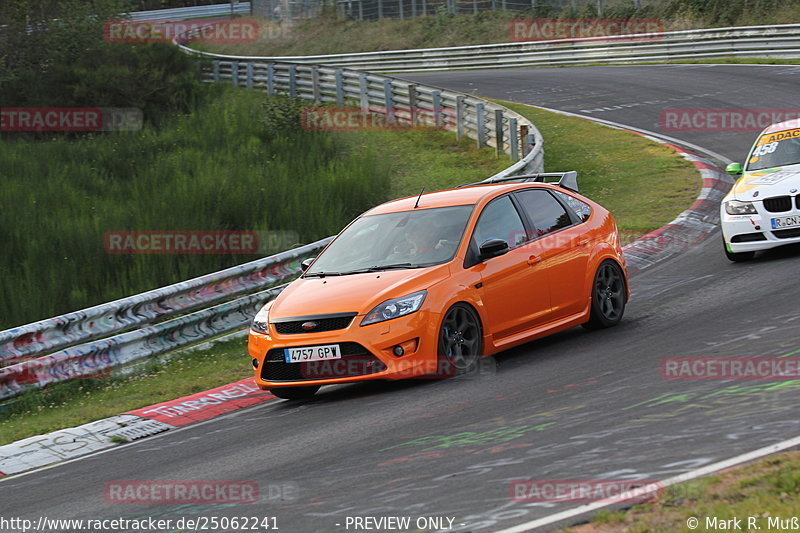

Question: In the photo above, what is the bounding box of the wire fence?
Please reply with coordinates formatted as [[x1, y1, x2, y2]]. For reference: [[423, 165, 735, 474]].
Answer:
[[252, 0, 662, 21]]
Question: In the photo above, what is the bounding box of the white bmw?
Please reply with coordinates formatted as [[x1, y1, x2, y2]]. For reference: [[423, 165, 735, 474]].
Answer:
[[721, 119, 800, 261]]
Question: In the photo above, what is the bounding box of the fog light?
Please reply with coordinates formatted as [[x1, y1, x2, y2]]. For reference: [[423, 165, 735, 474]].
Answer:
[[252, 359, 259, 368], [393, 345, 404, 357]]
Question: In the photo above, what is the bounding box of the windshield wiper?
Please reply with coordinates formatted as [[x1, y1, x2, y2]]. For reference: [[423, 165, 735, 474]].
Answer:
[[303, 271, 343, 278], [339, 263, 425, 275]]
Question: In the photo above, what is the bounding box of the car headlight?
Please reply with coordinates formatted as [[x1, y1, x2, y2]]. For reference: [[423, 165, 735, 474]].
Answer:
[[725, 200, 757, 215], [251, 304, 270, 334], [361, 290, 427, 326]]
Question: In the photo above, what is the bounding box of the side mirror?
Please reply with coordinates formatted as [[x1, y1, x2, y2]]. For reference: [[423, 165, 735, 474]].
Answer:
[[726, 162, 743, 176], [479, 239, 509, 261], [300, 257, 315, 271]]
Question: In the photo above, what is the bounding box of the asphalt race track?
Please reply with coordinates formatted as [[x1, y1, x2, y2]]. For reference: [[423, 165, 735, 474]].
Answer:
[[4, 65, 800, 532]]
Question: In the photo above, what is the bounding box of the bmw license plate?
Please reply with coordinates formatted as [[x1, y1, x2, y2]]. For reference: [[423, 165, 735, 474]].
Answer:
[[771, 215, 800, 229], [284, 344, 341, 363]]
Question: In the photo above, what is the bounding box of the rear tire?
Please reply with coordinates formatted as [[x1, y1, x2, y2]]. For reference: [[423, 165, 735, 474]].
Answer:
[[437, 303, 483, 377], [269, 385, 320, 400], [583, 260, 626, 330]]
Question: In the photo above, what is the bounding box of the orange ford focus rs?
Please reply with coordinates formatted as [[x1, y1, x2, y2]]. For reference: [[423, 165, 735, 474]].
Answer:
[[248, 173, 629, 399]]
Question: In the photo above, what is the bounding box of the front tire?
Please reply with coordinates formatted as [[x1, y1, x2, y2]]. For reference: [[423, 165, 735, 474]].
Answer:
[[583, 260, 626, 330], [437, 303, 483, 377], [269, 385, 320, 400]]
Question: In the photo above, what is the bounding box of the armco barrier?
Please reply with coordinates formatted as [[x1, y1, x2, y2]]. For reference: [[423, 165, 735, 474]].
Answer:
[[184, 24, 800, 72], [0, 239, 332, 399]]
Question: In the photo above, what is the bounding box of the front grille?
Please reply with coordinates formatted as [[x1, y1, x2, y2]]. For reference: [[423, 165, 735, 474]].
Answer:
[[763, 196, 792, 213], [797, 195, 800, 209], [773, 228, 800, 239], [272, 313, 357, 334], [731, 232, 767, 243], [262, 342, 386, 381]]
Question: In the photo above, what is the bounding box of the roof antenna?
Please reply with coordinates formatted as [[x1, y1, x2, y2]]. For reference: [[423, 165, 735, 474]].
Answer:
[[413, 187, 424, 208]]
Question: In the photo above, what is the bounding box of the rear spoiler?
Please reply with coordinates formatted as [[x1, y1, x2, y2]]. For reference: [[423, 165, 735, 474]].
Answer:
[[458, 171, 579, 193]]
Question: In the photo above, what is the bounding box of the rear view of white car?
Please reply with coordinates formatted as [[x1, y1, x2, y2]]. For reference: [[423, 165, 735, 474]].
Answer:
[[721, 119, 800, 261]]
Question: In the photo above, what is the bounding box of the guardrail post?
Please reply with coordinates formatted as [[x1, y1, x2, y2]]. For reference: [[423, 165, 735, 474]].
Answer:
[[509, 118, 519, 160], [432, 90, 442, 128], [421, 0, 427, 14], [378, 0, 383, 19], [520, 124, 529, 154], [383, 79, 395, 123], [494, 109, 504, 157], [455, 96, 465, 140], [359, 0, 364, 20], [476, 103, 486, 148], [524, 133, 535, 155], [267, 64, 275, 96], [359, 74, 369, 112], [399, 0, 404, 19], [212, 60, 220, 82], [412, 0, 416, 18], [231, 61, 239, 87], [335, 70, 345, 107], [408, 84, 417, 127], [289, 65, 297, 98], [311, 66, 321, 104], [473, 0, 478, 14], [246, 63, 254, 89]]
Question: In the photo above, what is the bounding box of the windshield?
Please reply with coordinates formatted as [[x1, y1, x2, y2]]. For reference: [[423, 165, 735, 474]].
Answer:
[[747, 128, 800, 171], [306, 205, 474, 276]]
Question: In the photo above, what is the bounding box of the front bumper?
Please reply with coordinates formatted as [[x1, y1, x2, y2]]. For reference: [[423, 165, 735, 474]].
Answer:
[[248, 309, 442, 389], [720, 205, 800, 253]]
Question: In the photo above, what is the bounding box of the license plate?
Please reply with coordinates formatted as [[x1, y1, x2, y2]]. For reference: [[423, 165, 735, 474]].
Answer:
[[284, 344, 341, 363], [771, 215, 800, 229]]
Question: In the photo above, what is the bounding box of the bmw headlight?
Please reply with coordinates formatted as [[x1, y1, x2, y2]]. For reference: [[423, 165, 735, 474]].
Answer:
[[725, 200, 757, 215], [251, 304, 271, 334], [361, 290, 427, 326]]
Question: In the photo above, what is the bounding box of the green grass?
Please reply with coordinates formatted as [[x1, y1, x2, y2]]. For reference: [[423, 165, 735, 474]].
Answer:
[[0, 101, 702, 446], [500, 101, 700, 243], [0, 90, 506, 330], [562, 452, 800, 532]]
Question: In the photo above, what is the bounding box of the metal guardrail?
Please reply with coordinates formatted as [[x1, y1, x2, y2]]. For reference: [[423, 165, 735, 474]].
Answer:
[[0, 239, 332, 399], [188, 23, 800, 72]]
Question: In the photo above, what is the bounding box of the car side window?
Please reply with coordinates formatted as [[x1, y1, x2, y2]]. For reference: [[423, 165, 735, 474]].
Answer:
[[472, 195, 527, 249], [515, 189, 574, 238], [552, 190, 592, 222]]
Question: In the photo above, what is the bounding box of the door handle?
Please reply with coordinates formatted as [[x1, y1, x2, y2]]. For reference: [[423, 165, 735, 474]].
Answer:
[[527, 255, 542, 266], [578, 238, 590, 247]]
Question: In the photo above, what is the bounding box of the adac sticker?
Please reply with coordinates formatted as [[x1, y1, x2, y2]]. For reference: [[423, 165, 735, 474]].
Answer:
[[756, 128, 800, 146]]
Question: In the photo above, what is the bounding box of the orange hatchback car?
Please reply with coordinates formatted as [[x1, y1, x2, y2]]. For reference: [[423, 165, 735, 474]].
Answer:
[[248, 173, 629, 399]]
